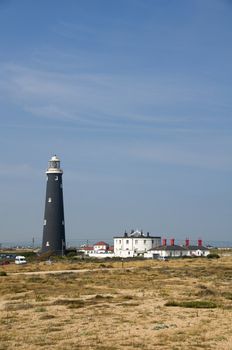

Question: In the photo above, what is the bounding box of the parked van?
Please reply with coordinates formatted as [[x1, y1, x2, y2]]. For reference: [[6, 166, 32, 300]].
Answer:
[[15, 256, 27, 264]]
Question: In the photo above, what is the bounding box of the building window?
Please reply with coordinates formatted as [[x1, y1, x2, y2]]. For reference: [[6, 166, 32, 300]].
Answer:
[[43, 219, 47, 226], [135, 240, 138, 244], [119, 240, 121, 244], [126, 240, 129, 244], [48, 197, 52, 202], [128, 251, 130, 255], [152, 240, 154, 244], [144, 240, 146, 244]]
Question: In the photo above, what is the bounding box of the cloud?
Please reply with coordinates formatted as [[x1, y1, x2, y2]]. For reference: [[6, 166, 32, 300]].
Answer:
[[128, 144, 232, 170], [0, 62, 225, 131]]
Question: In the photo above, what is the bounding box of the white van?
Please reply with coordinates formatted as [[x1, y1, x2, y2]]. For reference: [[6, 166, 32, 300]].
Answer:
[[15, 256, 27, 264]]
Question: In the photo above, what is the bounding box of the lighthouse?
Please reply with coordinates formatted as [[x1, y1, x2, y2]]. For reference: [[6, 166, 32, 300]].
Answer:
[[41, 155, 66, 255]]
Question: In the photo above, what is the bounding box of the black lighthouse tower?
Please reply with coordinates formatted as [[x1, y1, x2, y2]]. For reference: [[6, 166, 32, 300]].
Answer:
[[42, 155, 66, 255]]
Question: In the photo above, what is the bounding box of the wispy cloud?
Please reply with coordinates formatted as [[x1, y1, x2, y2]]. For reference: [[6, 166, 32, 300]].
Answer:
[[0, 62, 227, 131], [128, 144, 232, 170]]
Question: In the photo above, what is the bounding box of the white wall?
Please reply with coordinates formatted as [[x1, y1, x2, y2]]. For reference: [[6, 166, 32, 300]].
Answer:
[[186, 249, 210, 257], [149, 249, 188, 258], [94, 244, 107, 251], [114, 237, 161, 257], [88, 252, 114, 258]]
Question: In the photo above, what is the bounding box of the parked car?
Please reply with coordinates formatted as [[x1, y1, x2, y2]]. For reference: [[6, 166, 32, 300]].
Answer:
[[15, 256, 27, 264]]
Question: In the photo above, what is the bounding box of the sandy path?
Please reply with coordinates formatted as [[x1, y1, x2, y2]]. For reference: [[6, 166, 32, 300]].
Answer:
[[7, 266, 136, 276]]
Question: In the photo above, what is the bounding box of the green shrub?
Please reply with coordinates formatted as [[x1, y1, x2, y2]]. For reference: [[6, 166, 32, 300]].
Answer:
[[0, 271, 7, 276], [66, 252, 77, 258], [207, 253, 220, 259]]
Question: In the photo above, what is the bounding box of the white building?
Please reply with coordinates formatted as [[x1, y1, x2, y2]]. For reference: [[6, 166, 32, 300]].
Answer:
[[145, 243, 187, 259], [93, 241, 109, 252], [144, 239, 210, 259], [114, 230, 161, 258], [78, 241, 114, 258], [185, 239, 210, 257]]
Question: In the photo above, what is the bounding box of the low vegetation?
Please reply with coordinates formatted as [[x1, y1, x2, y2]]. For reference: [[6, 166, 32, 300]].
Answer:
[[165, 300, 218, 308], [0, 256, 231, 349], [0, 271, 7, 276]]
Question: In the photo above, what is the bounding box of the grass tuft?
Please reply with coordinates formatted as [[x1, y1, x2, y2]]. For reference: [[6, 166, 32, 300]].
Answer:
[[165, 300, 218, 308], [53, 298, 85, 308], [0, 271, 7, 276]]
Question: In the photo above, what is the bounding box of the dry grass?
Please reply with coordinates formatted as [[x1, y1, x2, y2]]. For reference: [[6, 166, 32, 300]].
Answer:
[[0, 257, 232, 349]]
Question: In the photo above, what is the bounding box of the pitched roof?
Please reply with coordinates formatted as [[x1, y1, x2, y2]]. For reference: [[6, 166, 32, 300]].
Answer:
[[81, 246, 93, 251], [150, 245, 209, 252], [150, 245, 187, 251], [94, 241, 109, 246], [113, 230, 161, 239], [185, 245, 209, 251]]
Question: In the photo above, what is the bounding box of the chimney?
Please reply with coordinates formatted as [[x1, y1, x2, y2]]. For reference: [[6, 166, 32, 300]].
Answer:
[[170, 238, 175, 246], [198, 239, 202, 247], [147, 232, 150, 237], [162, 238, 167, 246], [185, 238, 190, 247]]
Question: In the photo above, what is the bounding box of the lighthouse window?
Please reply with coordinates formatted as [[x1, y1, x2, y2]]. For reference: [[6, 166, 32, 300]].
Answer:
[[43, 219, 47, 226], [62, 220, 64, 225], [55, 176, 58, 181], [60, 183, 63, 189], [48, 197, 52, 202]]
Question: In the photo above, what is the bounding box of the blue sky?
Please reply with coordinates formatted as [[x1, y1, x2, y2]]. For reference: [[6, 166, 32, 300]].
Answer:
[[0, 0, 231, 246]]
